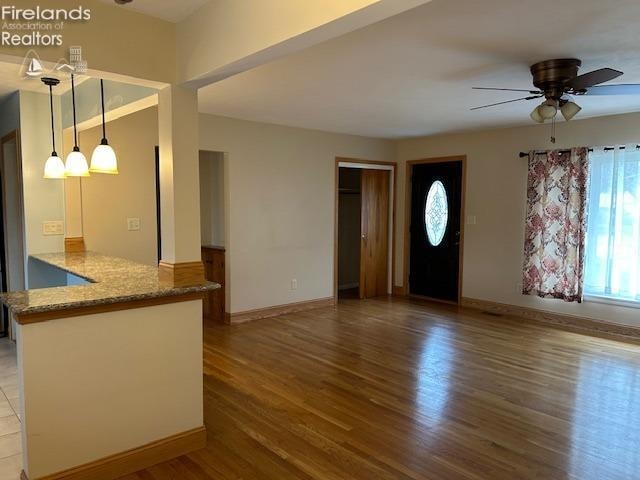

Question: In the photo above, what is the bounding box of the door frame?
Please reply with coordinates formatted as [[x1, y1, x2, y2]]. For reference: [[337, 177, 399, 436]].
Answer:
[[0, 130, 26, 338], [403, 155, 466, 305], [334, 157, 397, 303]]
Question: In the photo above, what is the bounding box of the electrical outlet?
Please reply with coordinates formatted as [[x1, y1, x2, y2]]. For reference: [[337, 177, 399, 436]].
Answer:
[[291, 279, 298, 290], [42, 220, 64, 236], [466, 215, 477, 225], [127, 217, 141, 231]]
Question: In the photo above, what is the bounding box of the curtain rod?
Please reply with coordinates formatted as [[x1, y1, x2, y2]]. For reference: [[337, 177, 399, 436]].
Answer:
[[518, 145, 640, 158]]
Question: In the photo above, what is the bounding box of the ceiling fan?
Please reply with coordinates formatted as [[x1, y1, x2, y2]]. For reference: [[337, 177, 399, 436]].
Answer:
[[471, 59, 640, 123]]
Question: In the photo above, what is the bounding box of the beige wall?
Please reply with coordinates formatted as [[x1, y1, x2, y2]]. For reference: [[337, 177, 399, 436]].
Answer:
[[18, 300, 203, 478], [396, 111, 640, 328], [18, 91, 65, 257], [76, 106, 158, 265], [68, 110, 392, 313], [199, 151, 225, 246], [199, 114, 394, 313]]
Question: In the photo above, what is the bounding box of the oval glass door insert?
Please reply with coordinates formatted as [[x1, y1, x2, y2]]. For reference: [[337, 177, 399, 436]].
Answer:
[[424, 180, 448, 246]]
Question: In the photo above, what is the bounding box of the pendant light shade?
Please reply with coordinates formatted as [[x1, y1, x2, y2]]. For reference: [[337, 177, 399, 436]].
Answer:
[[65, 74, 90, 177], [90, 79, 118, 174], [91, 142, 118, 173], [41, 77, 66, 179], [44, 155, 66, 178], [66, 147, 90, 177]]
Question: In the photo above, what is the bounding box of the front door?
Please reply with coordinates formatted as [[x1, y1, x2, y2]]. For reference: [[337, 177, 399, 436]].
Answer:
[[409, 160, 463, 302]]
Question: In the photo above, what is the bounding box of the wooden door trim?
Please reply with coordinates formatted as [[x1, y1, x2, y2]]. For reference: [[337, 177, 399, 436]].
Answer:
[[0, 129, 25, 339], [403, 155, 467, 304], [334, 157, 397, 303]]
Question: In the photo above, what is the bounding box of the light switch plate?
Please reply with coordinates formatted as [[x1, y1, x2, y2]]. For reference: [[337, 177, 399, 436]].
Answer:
[[466, 215, 477, 225], [42, 220, 64, 236], [127, 217, 141, 231]]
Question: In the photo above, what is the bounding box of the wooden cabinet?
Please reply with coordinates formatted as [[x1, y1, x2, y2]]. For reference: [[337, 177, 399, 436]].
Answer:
[[201, 246, 225, 323]]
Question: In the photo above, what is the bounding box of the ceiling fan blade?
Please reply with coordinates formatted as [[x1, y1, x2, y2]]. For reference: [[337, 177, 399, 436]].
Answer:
[[566, 68, 623, 91], [473, 87, 541, 94], [470, 95, 542, 111], [581, 84, 640, 96]]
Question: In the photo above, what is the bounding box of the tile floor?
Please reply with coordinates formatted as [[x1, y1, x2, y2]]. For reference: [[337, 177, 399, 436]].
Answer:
[[0, 338, 21, 480]]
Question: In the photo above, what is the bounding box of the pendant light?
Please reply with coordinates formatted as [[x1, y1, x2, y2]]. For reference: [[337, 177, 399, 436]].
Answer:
[[90, 79, 118, 174], [42, 77, 66, 179], [65, 74, 90, 177]]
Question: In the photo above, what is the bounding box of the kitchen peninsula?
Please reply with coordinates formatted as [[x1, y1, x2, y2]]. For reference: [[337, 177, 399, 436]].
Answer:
[[0, 251, 218, 480]]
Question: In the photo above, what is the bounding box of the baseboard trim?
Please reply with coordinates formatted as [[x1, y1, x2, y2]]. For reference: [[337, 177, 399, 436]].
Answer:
[[461, 297, 640, 341], [64, 237, 85, 253], [392, 285, 405, 297], [21, 426, 206, 480], [158, 261, 205, 287], [228, 297, 335, 324]]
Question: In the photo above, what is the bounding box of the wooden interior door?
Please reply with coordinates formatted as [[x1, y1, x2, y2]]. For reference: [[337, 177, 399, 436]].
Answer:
[[359, 169, 389, 298]]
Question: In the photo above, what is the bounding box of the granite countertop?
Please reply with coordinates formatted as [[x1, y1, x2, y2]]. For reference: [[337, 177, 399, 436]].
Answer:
[[0, 251, 219, 316]]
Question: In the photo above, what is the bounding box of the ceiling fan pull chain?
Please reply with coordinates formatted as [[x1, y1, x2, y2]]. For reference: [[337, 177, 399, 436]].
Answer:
[[550, 116, 556, 144]]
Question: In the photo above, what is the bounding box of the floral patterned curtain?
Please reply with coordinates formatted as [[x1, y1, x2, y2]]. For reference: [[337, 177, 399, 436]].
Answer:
[[522, 147, 589, 302]]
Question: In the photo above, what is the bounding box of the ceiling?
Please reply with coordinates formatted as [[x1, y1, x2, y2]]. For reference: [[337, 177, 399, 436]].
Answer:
[[197, 0, 640, 138], [99, 0, 209, 23], [0, 61, 73, 103]]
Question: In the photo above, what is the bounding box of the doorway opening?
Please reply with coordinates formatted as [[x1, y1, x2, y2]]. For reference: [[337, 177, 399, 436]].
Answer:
[[335, 158, 395, 301], [404, 156, 466, 304], [199, 150, 227, 323], [0, 131, 26, 339]]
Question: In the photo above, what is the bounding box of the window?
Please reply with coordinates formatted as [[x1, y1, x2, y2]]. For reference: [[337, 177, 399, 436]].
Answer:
[[584, 146, 640, 303], [424, 180, 448, 246]]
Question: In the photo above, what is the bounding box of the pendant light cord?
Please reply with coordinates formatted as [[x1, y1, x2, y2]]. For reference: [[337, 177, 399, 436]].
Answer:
[[71, 74, 79, 149], [48, 84, 56, 155], [100, 79, 107, 141]]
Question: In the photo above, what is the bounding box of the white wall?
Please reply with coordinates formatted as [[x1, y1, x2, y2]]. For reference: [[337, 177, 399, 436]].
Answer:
[[199, 114, 394, 313], [18, 91, 65, 258], [75, 106, 159, 266], [199, 150, 225, 246], [396, 111, 640, 328]]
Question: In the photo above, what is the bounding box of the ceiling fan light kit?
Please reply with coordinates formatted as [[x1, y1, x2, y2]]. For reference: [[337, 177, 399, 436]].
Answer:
[[472, 58, 637, 138], [538, 99, 558, 120], [561, 101, 581, 121], [530, 106, 544, 123]]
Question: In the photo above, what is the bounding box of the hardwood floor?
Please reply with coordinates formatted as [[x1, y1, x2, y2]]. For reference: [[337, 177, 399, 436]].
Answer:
[[115, 296, 640, 480]]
